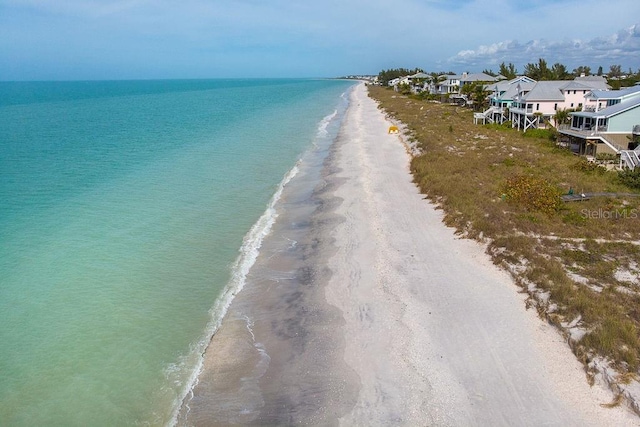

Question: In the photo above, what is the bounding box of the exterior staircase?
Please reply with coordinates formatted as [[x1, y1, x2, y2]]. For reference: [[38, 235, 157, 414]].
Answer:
[[598, 134, 626, 153], [473, 106, 500, 125], [619, 125, 640, 170], [620, 147, 640, 170]]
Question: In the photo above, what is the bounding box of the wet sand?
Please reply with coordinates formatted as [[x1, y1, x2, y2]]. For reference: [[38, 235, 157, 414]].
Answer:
[[178, 82, 639, 426], [177, 97, 359, 425]]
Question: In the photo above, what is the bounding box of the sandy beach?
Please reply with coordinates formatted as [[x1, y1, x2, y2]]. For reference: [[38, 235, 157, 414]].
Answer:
[[179, 82, 639, 426]]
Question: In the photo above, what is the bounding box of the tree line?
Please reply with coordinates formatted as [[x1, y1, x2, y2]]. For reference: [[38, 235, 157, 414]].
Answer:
[[379, 59, 640, 89]]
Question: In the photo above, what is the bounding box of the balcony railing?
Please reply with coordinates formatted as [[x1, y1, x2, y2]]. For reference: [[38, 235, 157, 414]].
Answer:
[[558, 121, 612, 134]]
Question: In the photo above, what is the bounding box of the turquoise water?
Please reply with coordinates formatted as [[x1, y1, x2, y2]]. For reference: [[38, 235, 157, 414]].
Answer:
[[0, 79, 355, 426]]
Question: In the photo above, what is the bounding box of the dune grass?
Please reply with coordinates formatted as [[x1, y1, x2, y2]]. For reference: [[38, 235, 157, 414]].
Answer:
[[368, 85, 640, 379]]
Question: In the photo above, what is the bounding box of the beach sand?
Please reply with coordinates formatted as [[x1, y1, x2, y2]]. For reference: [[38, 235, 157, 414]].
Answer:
[[179, 82, 639, 426]]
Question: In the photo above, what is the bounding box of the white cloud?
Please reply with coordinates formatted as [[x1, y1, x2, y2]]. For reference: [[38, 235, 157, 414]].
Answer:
[[448, 24, 640, 71]]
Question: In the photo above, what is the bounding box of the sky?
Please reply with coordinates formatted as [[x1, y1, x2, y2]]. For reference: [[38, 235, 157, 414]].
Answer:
[[1, 0, 639, 80]]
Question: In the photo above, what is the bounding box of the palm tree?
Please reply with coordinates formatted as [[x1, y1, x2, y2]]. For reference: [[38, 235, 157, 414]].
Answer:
[[553, 108, 570, 128], [499, 62, 518, 79], [551, 63, 570, 80], [472, 84, 490, 111], [462, 82, 490, 111]]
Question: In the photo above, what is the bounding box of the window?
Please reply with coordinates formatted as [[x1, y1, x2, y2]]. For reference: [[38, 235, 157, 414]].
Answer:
[[554, 103, 558, 110], [536, 103, 540, 110], [571, 103, 574, 107]]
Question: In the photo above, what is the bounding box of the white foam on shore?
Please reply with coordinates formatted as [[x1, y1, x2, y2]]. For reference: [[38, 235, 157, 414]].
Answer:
[[167, 162, 299, 426], [167, 105, 351, 426], [317, 110, 337, 138], [237, 314, 271, 413]]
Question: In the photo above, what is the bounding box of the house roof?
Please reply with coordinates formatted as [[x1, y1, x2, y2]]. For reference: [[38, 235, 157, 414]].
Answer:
[[440, 72, 501, 83], [520, 78, 612, 102], [560, 81, 593, 90], [487, 76, 536, 91], [521, 81, 567, 101], [461, 73, 501, 82], [499, 82, 536, 101], [487, 77, 536, 101], [587, 85, 640, 100], [574, 75, 610, 90], [573, 95, 640, 119]]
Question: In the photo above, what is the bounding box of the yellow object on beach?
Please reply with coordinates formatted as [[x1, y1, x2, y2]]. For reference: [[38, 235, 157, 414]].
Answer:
[[388, 125, 399, 134]]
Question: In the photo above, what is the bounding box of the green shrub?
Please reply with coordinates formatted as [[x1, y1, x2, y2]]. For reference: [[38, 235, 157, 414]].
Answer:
[[502, 174, 562, 215], [484, 122, 513, 131], [596, 153, 618, 162], [571, 158, 606, 175], [502, 157, 516, 167], [563, 210, 588, 226], [417, 92, 437, 101], [523, 128, 555, 140], [618, 168, 640, 189]]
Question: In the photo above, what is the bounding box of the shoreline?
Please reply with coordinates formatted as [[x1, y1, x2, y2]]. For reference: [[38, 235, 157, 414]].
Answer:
[[178, 82, 639, 425], [176, 86, 358, 425]]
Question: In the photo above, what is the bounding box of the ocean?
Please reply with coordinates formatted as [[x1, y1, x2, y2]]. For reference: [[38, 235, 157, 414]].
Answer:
[[0, 78, 355, 426]]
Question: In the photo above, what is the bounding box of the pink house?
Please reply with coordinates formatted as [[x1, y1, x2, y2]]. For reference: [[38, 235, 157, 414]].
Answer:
[[509, 76, 609, 131]]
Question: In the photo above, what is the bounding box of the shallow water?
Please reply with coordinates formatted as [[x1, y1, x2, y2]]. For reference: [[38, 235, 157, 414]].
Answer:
[[177, 83, 359, 425], [0, 78, 355, 426]]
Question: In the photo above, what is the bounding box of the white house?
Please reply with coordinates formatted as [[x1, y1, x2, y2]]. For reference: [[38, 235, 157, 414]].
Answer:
[[432, 72, 502, 95]]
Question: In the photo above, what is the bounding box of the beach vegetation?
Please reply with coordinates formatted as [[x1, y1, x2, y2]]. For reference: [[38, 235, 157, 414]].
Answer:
[[368, 84, 640, 385], [502, 174, 562, 215], [596, 153, 618, 162], [523, 128, 556, 141], [571, 158, 607, 175], [398, 83, 412, 95], [618, 168, 640, 189]]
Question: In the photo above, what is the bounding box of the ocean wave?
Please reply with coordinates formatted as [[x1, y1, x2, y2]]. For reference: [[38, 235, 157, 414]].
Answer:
[[167, 163, 299, 427], [317, 109, 338, 138]]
